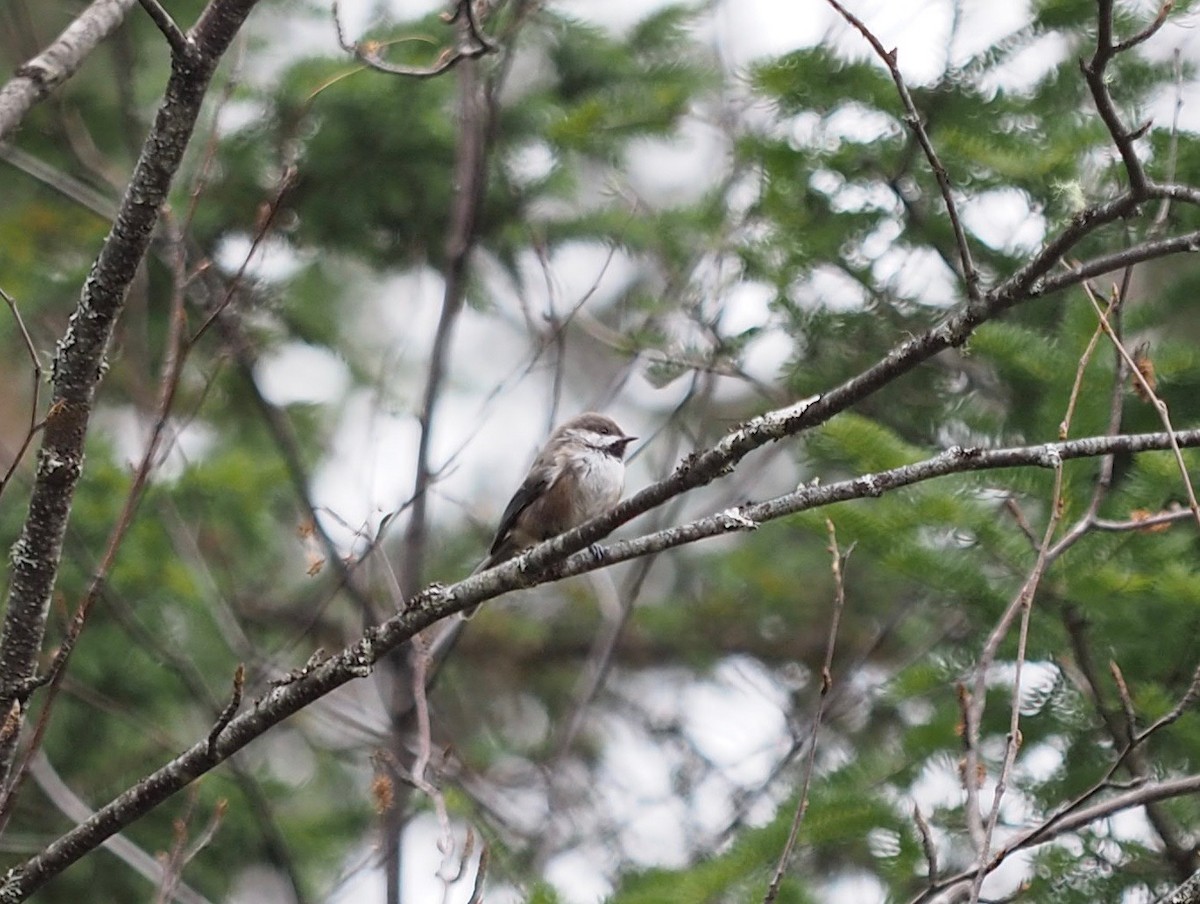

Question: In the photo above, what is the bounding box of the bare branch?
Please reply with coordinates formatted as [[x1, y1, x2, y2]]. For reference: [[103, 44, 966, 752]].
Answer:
[[7, 424, 1200, 900], [764, 520, 850, 904], [0, 0, 264, 788], [137, 0, 195, 61], [825, 0, 979, 299], [331, 0, 496, 80], [968, 456, 1064, 903], [0, 288, 43, 502], [402, 41, 501, 596], [908, 773, 1200, 904], [0, 0, 137, 143], [206, 665, 245, 757], [407, 636, 456, 878]]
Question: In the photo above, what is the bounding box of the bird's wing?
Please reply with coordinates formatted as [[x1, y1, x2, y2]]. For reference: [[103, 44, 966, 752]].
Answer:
[[489, 466, 554, 557]]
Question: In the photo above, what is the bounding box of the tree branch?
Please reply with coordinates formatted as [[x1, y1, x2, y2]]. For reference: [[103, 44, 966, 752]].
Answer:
[[909, 773, 1200, 904], [825, 0, 980, 299], [331, 0, 496, 80], [764, 520, 849, 904], [1080, 0, 1166, 196], [0, 0, 138, 143], [0, 288, 42, 503], [0, 0, 263, 787], [136, 0, 195, 61], [5, 424, 1200, 899]]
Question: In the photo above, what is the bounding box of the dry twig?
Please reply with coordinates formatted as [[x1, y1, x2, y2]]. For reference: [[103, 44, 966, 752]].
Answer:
[[763, 520, 850, 904]]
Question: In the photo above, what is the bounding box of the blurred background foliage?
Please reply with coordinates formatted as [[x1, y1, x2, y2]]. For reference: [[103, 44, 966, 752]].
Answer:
[[1, 0, 1200, 902]]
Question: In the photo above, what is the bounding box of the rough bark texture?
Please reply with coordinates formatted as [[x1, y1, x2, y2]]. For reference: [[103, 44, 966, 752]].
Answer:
[[0, 0, 262, 786]]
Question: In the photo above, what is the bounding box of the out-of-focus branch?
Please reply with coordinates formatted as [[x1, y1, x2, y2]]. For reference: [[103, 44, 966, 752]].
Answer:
[[1060, 609, 1199, 879], [908, 773, 1200, 904], [1080, 0, 1169, 196], [0, 288, 42, 502], [27, 752, 213, 904], [0, 0, 138, 142], [825, 0, 979, 299], [332, 0, 496, 80], [402, 51, 497, 598], [966, 456, 1063, 903], [764, 520, 849, 904]]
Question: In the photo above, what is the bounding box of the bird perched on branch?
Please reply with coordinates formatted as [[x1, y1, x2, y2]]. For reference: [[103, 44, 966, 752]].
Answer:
[[478, 411, 636, 572], [422, 411, 636, 677], [466, 411, 636, 613]]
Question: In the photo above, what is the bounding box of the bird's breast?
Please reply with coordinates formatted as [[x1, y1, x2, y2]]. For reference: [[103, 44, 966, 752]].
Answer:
[[570, 452, 624, 522]]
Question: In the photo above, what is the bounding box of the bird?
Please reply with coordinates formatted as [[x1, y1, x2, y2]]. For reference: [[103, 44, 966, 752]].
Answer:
[[465, 412, 636, 615]]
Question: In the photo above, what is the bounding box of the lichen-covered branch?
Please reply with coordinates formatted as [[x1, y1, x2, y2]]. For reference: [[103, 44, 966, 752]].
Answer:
[[0, 0, 263, 787]]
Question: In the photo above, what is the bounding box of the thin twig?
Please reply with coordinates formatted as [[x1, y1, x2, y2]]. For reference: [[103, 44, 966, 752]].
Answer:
[[825, 0, 979, 299], [906, 773, 1200, 904], [968, 456, 1064, 904], [763, 520, 850, 904], [1081, 280, 1200, 528], [1113, 1, 1174, 55], [331, 0, 495, 79], [206, 665, 245, 757], [407, 636, 457, 878], [1058, 288, 1118, 441], [189, 164, 298, 345], [914, 805, 938, 885], [136, 0, 195, 61], [1093, 508, 1191, 531], [1109, 659, 1140, 740], [0, 287, 42, 501]]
